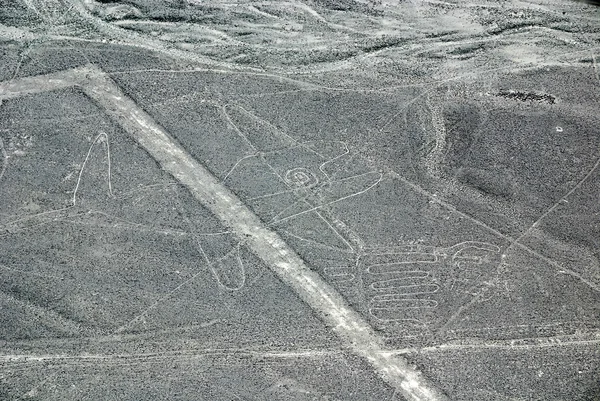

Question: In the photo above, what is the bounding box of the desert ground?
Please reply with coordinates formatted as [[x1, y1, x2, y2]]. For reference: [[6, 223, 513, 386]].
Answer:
[[0, 1, 599, 400]]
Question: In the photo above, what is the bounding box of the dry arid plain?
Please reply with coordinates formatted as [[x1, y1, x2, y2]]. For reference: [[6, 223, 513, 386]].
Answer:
[[0, 0, 599, 400]]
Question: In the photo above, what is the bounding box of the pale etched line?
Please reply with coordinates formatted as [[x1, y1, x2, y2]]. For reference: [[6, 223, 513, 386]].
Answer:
[[268, 198, 305, 224], [113, 258, 217, 334], [4, 332, 598, 362], [22, 0, 45, 21], [219, 105, 259, 152], [112, 19, 239, 43], [514, 154, 600, 245], [488, 154, 600, 293], [250, 147, 322, 226], [114, 229, 238, 332], [316, 207, 366, 252], [513, 242, 600, 292], [80, 67, 449, 401], [382, 169, 599, 290], [102, 45, 600, 94], [245, 170, 382, 202], [245, 4, 282, 20], [0, 348, 342, 364], [225, 103, 300, 147], [269, 172, 384, 225], [281, 229, 353, 253], [1, 206, 74, 234], [314, 210, 355, 252], [0, 137, 7, 184], [386, 338, 600, 355], [0, 288, 83, 333], [221, 153, 258, 183], [211, 243, 246, 291], [593, 54, 600, 84], [318, 141, 349, 179], [55, 213, 190, 238], [10, 49, 26, 81], [247, 188, 296, 201], [436, 292, 485, 336], [326, 148, 360, 182], [72, 131, 114, 205], [0, 262, 64, 281], [117, 182, 179, 198]]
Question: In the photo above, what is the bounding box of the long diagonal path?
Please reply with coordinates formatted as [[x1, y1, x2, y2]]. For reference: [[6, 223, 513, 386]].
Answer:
[[0, 66, 449, 401]]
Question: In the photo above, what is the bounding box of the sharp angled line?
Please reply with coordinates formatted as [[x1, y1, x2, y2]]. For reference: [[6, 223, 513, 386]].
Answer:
[[384, 171, 577, 272], [513, 242, 600, 292], [488, 153, 600, 294], [114, 201, 241, 333], [75, 66, 449, 401], [328, 148, 360, 182], [513, 153, 600, 245], [112, 259, 209, 334]]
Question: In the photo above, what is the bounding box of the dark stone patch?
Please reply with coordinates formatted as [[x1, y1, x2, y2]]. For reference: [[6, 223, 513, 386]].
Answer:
[[495, 90, 556, 104]]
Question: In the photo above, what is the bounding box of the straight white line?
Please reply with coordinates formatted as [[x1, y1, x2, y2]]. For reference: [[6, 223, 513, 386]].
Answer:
[[0, 349, 341, 364]]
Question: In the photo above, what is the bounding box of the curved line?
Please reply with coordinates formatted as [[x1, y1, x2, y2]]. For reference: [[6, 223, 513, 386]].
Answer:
[[319, 142, 350, 179], [221, 153, 259, 182], [72, 132, 113, 205]]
